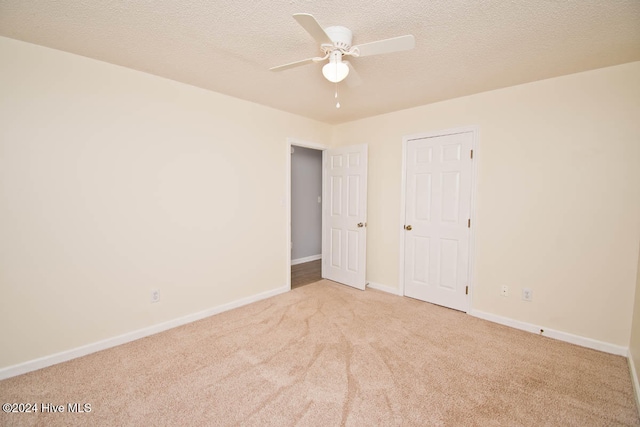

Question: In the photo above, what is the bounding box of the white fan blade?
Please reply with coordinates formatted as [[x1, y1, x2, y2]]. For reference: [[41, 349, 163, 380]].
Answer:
[[353, 35, 415, 57], [344, 61, 362, 88], [293, 13, 333, 46], [270, 58, 316, 72]]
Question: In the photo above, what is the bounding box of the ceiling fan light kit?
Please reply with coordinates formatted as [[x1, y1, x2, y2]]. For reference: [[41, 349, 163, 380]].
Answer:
[[271, 13, 415, 88], [322, 50, 349, 83]]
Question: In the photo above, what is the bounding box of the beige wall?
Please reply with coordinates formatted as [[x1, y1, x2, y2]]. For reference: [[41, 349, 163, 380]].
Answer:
[[333, 62, 640, 346], [0, 37, 331, 368]]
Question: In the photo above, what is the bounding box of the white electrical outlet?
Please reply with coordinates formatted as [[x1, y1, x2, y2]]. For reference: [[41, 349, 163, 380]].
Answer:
[[151, 289, 160, 303], [501, 285, 509, 297], [522, 288, 532, 302]]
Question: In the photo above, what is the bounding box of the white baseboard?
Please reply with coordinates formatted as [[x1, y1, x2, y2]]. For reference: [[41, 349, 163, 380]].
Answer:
[[629, 349, 640, 414], [0, 285, 289, 380], [367, 281, 401, 296], [469, 309, 627, 356], [291, 254, 321, 266]]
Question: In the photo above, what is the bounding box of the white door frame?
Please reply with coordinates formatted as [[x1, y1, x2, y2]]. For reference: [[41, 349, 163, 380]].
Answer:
[[285, 137, 328, 290], [398, 126, 480, 311]]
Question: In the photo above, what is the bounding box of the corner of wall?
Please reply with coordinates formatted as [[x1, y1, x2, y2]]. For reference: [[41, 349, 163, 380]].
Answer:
[[627, 240, 640, 415]]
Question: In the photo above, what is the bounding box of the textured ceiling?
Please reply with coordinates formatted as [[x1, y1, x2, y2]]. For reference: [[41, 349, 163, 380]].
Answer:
[[1, 0, 639, 124]]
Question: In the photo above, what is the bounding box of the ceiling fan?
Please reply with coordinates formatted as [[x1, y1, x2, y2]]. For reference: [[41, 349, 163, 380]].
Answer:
[[270, 13, 416, 85]]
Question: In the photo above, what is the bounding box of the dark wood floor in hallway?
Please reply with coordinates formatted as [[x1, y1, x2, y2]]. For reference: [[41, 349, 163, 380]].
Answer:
[[291, 259, 321, 289]]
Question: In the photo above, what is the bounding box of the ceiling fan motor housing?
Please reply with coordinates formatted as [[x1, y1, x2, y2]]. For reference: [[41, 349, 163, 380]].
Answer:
[[322, 26, 353, 52]]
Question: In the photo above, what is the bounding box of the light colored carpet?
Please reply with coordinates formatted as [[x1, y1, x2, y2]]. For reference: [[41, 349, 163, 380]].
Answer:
[[1, 280, 638, 426]]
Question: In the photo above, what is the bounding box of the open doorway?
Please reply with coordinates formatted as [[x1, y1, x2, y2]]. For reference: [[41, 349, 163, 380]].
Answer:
[[285, 138, 368, 292], [290, 145, 323, 289]]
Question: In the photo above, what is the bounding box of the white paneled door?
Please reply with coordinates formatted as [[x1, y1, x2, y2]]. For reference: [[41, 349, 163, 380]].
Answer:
[[322, 144, 368, 290], [403, 132, 473, 311]]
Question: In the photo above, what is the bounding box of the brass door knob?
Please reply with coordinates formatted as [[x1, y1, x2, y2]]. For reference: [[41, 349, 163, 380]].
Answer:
[[357, 222, 364, 228], [404, 225, 412, 231]]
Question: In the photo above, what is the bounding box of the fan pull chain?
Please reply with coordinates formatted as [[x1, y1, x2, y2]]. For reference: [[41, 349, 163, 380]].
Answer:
[[335, 82, 340, 109]]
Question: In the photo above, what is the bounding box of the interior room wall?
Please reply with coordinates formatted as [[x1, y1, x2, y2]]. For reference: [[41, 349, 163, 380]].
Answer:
[[332, 62, 640, 347], [0, 36, 332, 369], [290, 146, 322, 262]]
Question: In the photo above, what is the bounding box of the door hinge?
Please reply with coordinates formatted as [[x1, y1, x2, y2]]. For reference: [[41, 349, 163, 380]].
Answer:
[[470, 149, 474, 159], [467, 219, 471, 228], [466, 286, 469, 295]]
